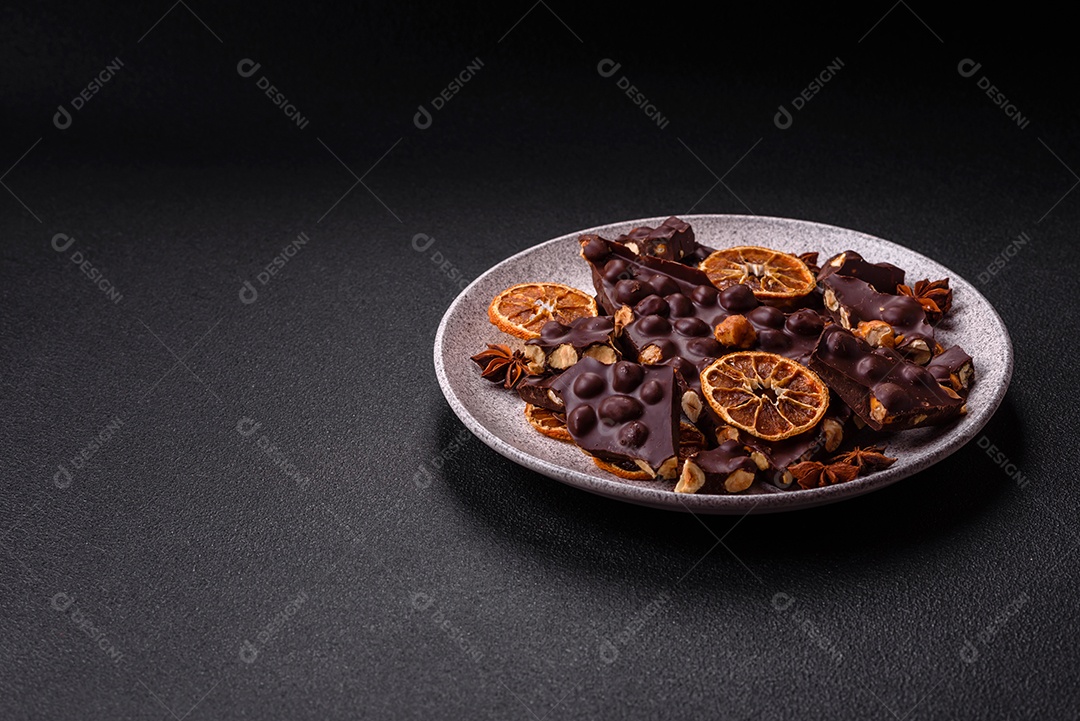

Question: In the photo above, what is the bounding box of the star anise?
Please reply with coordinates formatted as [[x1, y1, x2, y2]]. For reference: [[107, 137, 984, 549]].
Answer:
[[789, 460, 859, 489], [798, 251, 821, 277], [470, 344, 535, 389], [898, 278, 952, 323], [830, 445, 897, 474]]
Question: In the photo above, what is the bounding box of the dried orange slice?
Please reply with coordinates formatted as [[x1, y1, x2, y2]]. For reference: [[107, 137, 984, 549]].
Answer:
[[524, 403, 572, 442], [591, 455, 653, 480], [700, 351, 829, 441], [488, 282, 597, 339], [699, 246, 816, 300]]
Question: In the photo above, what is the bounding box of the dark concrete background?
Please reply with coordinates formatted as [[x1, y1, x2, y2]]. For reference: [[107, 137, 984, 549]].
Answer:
[[2, 3, 1078, 719]]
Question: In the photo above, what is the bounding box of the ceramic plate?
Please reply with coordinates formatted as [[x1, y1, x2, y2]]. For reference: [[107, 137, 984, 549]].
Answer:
[[433, 215, 1013, 514]]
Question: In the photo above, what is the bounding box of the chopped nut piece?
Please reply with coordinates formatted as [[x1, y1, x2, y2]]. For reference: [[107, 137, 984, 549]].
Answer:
[[821, 418, 844, 452], [869, 395, 888, 424], [548, 343, 579, 370], [675, 461, 706, 494], [749, 451, 769, 471], [614, 305, 634, 336], [824, 287, 839, 312], [634, 459, 657, 477], [903, 338, 933, 365], [657, 456, 680, 480], [713, 314, 758, 348], [853, 320, 895, 349], [724, 468, 755, 493], [583, 344, 618, 364], [640, 345, 664, 364], [523, 344, 546, 370], [681, 391, 703, 423], [715, 425, 740, 443]]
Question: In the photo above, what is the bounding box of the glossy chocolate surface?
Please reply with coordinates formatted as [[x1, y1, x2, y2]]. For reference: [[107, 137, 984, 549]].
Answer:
[[822, 274, 935, 351], [616, 216, 698, 261], [818, 249, 906, 293]]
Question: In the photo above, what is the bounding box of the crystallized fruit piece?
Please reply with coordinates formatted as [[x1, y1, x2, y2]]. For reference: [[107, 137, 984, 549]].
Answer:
[[524, 403, 572, 442], [525, 316, 619, 371], [488, 282, 597, 339], [699, 246, 817, 300], [700, 351, 830, 441]]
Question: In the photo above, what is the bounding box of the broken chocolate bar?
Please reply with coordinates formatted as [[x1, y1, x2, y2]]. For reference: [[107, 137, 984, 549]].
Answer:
[[927, 345, 974, 394], [516, 374, 562, 412], [616, 216, 698, 261], [550, 357, 680, 478], [818, 250, 906, 293], [809, 325, 964, 431], [821, 274, 936, 363], [676, 440, 759, 494], [525, 316, 619, 371]]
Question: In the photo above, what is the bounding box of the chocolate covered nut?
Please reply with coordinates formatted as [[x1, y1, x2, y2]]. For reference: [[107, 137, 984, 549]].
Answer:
[[927, 346, 975, 394], [818, 250, 906, 293], [616, 217, 699, 261], [525, 316, 620, 371], [550, 357, 679, 475], [676, 441, 759, 494], [809, 326, 963, 431], [516, 374, 563, 412], [821, 275, 935, 363]]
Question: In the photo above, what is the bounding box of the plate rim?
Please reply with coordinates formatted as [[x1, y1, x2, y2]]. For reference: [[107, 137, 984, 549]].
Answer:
[[433, 213, 1015, 514]]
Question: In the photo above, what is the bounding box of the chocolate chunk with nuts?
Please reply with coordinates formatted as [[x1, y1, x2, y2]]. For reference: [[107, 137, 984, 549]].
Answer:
[[821, 275, 936, 363], [616, 216, 699, 261], [550, 357, 680, 478], [809, 325, 964, 431], [525, 316, 620, 371], [676, 440, 759, 494], [818, 250, 906, 294], [927, 345, 974, 394]]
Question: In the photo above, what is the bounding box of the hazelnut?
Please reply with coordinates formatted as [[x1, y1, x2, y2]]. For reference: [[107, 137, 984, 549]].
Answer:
[[583, 344, 618, 364], [821, 418, 843, 452], [853, 320, 895, 349], [548, 343, 579, 370], [657, 456, 679, 480], [675, 461, 705, 494], [681, 391, 703, 423], [640, 345, 664, 365], [724, 468, 755, 493], [869, 395, 888, 424], [613, 305, 634, 336], [715, 425, 740, 443], [749, 451, 769, 471], [713, 315, 758, 348], [824, 288, 839, 312]]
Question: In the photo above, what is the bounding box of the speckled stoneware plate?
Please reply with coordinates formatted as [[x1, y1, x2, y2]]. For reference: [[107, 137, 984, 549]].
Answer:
[[434, 215, 1013, 514]]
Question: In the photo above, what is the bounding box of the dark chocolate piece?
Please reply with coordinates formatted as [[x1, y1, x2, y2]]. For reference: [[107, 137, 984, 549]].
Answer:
[[616, 217, 698, 261], [927, 346, 974, 394], [676, 440, 758, 494], [809, 326, 963, 431], [550, 358, 680, 476], [525, 316, 619, 371], [818, 250, 906, 293], [735, 403, 852, 488], [822, 275, 936, 362], [516, 374, 562, 412], [580, 234, 716, 315]]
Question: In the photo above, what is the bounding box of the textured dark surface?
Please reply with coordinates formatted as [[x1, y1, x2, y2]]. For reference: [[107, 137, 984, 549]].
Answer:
[[2, 3, 1079, 719]]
